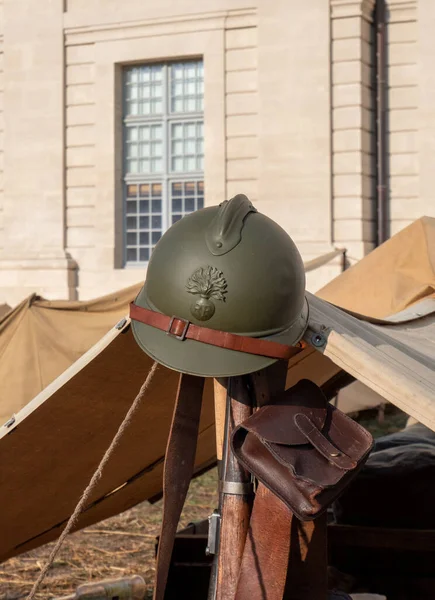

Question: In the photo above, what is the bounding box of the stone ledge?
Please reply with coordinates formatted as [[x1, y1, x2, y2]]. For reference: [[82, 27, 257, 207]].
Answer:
[[0, 252, 78, 304], [330, 0, 376, 21], [0, 253, 78, 271]]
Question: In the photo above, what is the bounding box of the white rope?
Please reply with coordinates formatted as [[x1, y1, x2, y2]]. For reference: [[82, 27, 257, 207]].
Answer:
[[25, 361, 158, 600]]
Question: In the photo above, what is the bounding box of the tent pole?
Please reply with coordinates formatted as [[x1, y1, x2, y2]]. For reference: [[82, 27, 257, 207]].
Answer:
[[207, 376, 254, 600]]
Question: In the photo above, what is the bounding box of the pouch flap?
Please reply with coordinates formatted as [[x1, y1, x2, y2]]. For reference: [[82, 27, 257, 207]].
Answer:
[[294, 413, 357, 470], [239, 379, 328, 446]]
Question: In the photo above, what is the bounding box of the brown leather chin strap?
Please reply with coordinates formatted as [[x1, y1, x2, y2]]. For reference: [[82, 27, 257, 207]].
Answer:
[[130, 302, 304, 360], [153, 374, 205, 600]]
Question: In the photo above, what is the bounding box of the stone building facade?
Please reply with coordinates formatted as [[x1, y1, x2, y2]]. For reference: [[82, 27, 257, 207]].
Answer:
[[0, 0, 431, 305]]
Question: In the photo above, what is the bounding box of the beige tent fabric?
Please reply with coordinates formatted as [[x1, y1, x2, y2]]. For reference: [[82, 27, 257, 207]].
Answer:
[[0, 284, 141, 426], [305, 292, 435, 427], [317, 217, 435, 318]]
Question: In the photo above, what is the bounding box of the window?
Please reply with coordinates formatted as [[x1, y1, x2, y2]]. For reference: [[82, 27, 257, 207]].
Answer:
[[123, 60, 204, 265]]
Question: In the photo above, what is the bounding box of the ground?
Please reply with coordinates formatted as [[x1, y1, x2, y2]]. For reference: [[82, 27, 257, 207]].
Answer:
[[0, 408, 407, 599]]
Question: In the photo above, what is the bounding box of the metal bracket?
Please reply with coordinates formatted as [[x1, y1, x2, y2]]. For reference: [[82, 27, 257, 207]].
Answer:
[[2, 415, 15, 429], [205, 510, 221, 556], [115, 317, 127, 330], [311, 331, 326, 348]]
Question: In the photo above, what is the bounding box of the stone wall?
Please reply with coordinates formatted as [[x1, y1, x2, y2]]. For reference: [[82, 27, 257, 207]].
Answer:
[[226, 24, 259, 202], [0, 0, 3, 253], [0, 0, 432, 305], [65, 42, 97, 282], [330, 0, 376, 265], [387, 0, 419, 236]]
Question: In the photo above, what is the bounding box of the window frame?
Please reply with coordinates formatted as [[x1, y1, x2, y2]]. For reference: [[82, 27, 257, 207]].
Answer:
[[122, 61, 204, 267]]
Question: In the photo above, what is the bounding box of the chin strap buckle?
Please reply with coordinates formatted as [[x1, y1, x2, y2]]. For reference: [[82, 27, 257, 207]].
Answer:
[[166, 316, 190, 341]]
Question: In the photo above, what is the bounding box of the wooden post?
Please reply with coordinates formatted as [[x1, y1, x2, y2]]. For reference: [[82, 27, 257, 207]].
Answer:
[[213, 376, 254, 600], [206, 378, 228, 600], [213, 378, 227, 466]]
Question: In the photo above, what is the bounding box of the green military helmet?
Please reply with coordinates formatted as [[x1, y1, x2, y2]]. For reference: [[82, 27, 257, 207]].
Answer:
[[130, 194, 308, 377]]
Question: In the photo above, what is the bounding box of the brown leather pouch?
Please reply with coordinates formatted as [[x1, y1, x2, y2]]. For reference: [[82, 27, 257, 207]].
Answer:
[[231, 379, 373, 521]]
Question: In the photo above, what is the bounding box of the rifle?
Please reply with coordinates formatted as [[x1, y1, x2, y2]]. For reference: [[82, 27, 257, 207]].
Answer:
[[207, 363, 329, 600]]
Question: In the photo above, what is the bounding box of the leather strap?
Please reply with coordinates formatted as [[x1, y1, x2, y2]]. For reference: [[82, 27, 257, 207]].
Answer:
[[130, 302, 304, 360], [294, 413, 357, 470], [153, 373, 205, 600], [235, 483, 328, 600], [235, 482, 292, 600]]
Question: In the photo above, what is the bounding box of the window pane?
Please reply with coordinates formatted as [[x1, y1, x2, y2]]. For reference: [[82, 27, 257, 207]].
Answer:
[[126, 216, 137, 229], [127, 248, 137, 262], [172, 198, 182, 212], [185, 197, 195, 211], [152, 231, 161, 244], [128, 160, 138, 173], [140, 248, 150, 262], [152, 183, 162, 197], [170, 121, 203, 173], [172, 182, 182, 196], [172, 157, 183, 172], [139, 184, 150, 197], [127, 232, 137, 245], [139, 216, 149, 229], [152, 158, 162, 172], [152, 199, 161, 213], [139, 200, 149, 214], [152, 216, 162, 229], [124, 65, 163, 117], [186, 157, 196, 171], [139, 232, 149, 246], [170, 61, 203, 114], [125, 125, 164, 175], [126, 184, 138, 197], [126, 200, 136, 214], [170, 180, 204, 223], [185, 182, 195, 195]]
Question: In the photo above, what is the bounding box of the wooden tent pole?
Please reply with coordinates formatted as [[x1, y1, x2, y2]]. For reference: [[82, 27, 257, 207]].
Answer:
[[213, 378, 227, 467], [208, 376, 253, 600], [206, 378, 228, 600]]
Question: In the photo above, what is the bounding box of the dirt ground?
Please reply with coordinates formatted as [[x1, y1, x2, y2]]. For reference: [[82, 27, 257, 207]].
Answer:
[[0, 469, 218, 599], [0, 407, 407, 600]]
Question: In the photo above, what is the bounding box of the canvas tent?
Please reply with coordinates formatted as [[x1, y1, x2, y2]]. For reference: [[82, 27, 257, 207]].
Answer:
[[0, 283, 141, 426], [0, 217, 434, 562]]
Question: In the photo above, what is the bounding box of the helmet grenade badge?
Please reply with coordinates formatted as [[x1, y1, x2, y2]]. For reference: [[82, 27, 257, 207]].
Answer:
[[185, 266, 228, 321]]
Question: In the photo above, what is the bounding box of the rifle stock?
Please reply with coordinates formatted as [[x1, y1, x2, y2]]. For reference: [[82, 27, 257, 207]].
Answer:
[[211, 376, 254, 600]]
